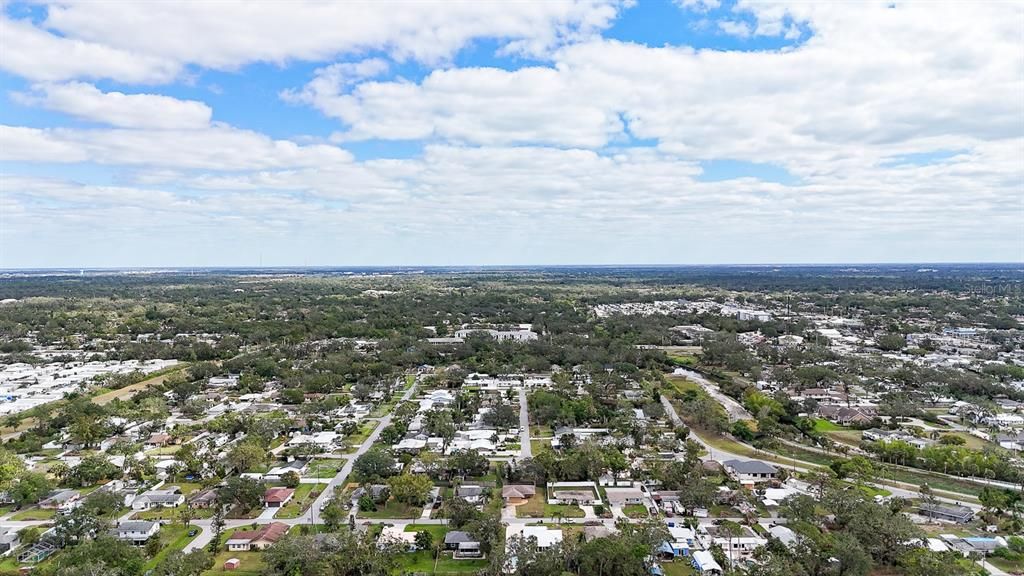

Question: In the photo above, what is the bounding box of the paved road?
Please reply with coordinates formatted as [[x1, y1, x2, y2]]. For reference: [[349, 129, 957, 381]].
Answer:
[[183, 377, 420, 552], [672, 368, 751, 421], [519, 388, 532, 458]]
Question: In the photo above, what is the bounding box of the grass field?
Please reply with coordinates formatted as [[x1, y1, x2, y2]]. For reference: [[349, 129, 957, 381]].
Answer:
[[343, 422, 378, 452], [10, 508, 55, 520], [143, 524, 198, 571], [515, 489, 584, 519], [660, 561, 697, 575], [276, 483, 328, 519], [358, 499, 423, 519], [308, 459, 347, 477], [392, 551, 489, 575], [530, 425, 552, 437], [132, 506, 214, 521], [622, 504, 649, 518], [93, 365, 189, 405]]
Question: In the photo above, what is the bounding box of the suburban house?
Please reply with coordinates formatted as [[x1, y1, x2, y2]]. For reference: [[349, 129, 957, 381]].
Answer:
[[508, 525, 563, 550], [722, 460, 778, 486], [112, 521, 160, 544], [444, 530, 483, 558], [0, 528, 20, 557], [188, 488, 218, 508], [131, 489, 185, 510], [997, 432, 1024, 451], [691, 549, 723, 574], [660, 525, 698, 558], [380, 525, 417, 552], [547, 481, 602, 506], [225, 522, 290, 551], [501, 484, 536, 506], [39, 489, 80, 512], [918, 502, 975, 524], [700, 525, 767, 560], [146, 433, 172, 448], [816, 404, 874, 425], [862, 428, 932, 449], [456, 485, 485, 505], [265, 460, 308, 480], [264, 487, 295, 508], [604, 486, 645, 506]]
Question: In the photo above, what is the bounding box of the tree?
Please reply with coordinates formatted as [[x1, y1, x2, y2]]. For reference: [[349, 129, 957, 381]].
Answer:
[[388, 474, 434, 505], [145, 535, 163, 557], [321, 498, 346, 531], [208, 507, 225, 555], [152, 549, 213, 576], [778, 494, 817, 524], [440, 495, 481, 528], [49, 536, 145, 576], [67, 454, 122, 487], [414, 530, 433, 551], [261, 531, 402, 576], [282, 470, 301, 488], [353, 448, 397, 481], [0, 448, 26, 493], [832, 532, 872, 576], [11, 471, 53, 506], [876, 333, 905, 352], [482, 402, 518, 429], [226, 440, 266, 473], [447, 449, 489, 478], [220, 477, 265, 512], [54, 506, 110, 547], [81, 489, 124, 517]]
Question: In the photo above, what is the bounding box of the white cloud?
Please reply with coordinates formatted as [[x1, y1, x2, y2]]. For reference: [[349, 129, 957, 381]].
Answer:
[[675, 0, 721, 12], [1, 1, 624, 84], [717, 20, 752, 38], [0, 124, 353, 170], [12, 82, 212, 130], [286, 0, 1022, 180], [0, 14, 180, 83]]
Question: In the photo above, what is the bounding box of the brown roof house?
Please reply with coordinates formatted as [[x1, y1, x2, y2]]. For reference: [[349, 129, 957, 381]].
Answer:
[[264, 487, 295, 508], [226, 522, 290, 551], [501, 485, 536, 506]]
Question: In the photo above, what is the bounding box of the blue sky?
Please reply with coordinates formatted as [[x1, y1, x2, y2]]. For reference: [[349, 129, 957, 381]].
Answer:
[[0, 0, 1021, 267]]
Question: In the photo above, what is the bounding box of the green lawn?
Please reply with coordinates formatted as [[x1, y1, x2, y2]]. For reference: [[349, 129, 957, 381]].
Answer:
[[622, 504, 648, 518], [344, 422, 378, 452], [133, 506, 214, 521], [167, 482, 204, 495], [516, 500, 584, 519], [144, 524, 198, 571], [660, 562, 697, 576], [530, 425, 552, 437], [203, 550, 265, 575], [812, 418, 846, 432], [392, 551, 489, 575], [308, 459, 347, 477], [10, 508, 55, 520], [358, 498, 423, 519], [276, 483, 328, 519], [404, 523, 449, 540]]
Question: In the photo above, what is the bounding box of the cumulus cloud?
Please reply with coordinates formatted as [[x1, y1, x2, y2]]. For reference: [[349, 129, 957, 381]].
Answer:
[[0, 124, 353, 170], [0, 15, 181, 83], [286, 1, 1022, 180], [12, 82, 213, 130], [2, 1, 624, 83]]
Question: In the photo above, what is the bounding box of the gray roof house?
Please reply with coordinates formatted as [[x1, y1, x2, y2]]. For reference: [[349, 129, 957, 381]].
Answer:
[[112, 521, 160, 544], [723, 459, 778, 485]]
